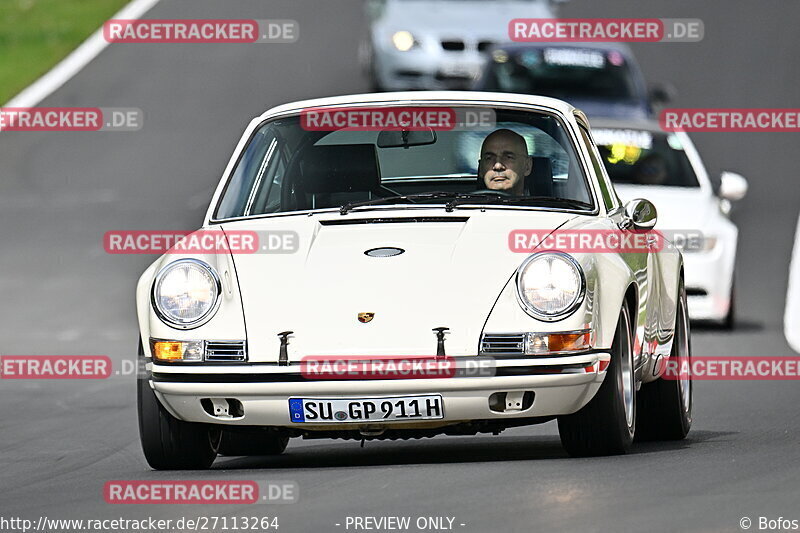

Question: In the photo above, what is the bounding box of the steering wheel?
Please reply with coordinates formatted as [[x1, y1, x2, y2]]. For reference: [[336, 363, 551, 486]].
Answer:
[[471, 189, 514, 197]]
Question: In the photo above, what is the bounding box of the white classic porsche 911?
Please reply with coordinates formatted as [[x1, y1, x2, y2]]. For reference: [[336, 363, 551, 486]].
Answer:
[[136, 92, 692, 469]]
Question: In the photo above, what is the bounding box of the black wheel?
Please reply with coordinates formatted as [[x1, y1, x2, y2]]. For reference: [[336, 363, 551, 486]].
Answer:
[[218, 428, 289, 456], [558, 304, 636, 456], [137, 341, 220, 470], [636, 284, 693, 440]]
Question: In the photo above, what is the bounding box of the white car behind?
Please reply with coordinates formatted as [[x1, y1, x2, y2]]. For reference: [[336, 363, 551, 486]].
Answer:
[[592, 119, 748, 327], [362, 0, 563, 91]]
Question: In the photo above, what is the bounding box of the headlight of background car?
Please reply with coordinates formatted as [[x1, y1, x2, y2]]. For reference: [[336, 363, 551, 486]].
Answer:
[[152, 259, 221, 329], [516, 253, 585, 320], [391, 30, 416, 51]]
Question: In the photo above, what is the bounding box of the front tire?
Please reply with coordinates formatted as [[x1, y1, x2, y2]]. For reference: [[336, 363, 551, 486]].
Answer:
[[636, 284, 693, 440], [137, 341, 220, 470], [558, 304, 636, 456]]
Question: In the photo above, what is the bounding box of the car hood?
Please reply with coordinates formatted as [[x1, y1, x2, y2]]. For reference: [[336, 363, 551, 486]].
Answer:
[[378, 1, 553, 39], [221, 208, 576, 362], [613, 184, 717, 229]]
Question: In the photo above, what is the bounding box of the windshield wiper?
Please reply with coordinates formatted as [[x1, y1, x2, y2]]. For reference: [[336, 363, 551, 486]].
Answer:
[[340, 192, 592, 215], [444, 195, 593, 212], [340, 191, 461, 214]]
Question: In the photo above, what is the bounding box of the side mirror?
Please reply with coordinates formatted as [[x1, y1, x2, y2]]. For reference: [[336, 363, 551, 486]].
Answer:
[[648, 82, 677, 105], [624, 198, 658, 230], [719, 171, 748, 201]]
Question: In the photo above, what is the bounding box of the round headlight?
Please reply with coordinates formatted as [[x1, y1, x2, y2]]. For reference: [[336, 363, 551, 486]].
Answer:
[[516, 253, 585, 320], [152, 259, 221, 329], [391, 31, 415, 52]]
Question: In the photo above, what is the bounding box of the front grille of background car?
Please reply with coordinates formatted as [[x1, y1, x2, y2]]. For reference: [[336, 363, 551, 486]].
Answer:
[[441, 40, 466, 51], [319, 216, 469, 226], [477, 40, 494, 51], [205, 341, 247, 362], [480, 334, 525, 355]]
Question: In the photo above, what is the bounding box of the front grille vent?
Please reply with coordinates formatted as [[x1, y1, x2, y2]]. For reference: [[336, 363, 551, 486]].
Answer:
[[320, 216, 469, 226], [480, 334, 525, 355], [442, 40, 465, 51], [205, 341, 247, 362]]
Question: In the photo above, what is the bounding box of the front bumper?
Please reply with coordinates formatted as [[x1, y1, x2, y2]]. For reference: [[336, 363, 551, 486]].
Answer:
[[373, 47, 484, 90], [683, 240, 735, 321], [148, 353, 611, 430]]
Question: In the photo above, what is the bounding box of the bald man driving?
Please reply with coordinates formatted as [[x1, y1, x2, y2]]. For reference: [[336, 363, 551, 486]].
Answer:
[[477, 128, 532, 196]]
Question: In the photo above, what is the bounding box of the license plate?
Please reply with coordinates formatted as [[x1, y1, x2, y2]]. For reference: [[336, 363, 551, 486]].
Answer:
[[439, 62, 477, 78], [288, 395, 444, 423]]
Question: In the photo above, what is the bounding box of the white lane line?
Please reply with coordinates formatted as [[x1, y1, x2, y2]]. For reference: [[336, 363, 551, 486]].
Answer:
[[784, 213, 800, 353], [3, 0, 161, 107]]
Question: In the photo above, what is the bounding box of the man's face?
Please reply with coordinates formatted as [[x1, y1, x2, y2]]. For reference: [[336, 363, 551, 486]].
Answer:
[[478, 131, 532, 195]]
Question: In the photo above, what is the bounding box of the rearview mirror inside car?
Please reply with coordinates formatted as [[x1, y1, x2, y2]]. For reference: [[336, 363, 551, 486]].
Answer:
[[377, 128, 436, 149]]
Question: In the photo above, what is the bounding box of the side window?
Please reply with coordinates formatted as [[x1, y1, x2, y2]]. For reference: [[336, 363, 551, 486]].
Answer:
[[246, 135, 285, 215], [579, 126, 620, 210]]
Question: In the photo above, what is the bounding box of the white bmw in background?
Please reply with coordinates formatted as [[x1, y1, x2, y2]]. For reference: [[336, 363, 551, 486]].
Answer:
[[592, 119, 748, 327], [361, 0, 563, 91]]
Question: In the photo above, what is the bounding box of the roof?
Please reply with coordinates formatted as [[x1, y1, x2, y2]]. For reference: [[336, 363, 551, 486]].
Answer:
[[587, 117, 665, 133], [258, 91, 579, 121]]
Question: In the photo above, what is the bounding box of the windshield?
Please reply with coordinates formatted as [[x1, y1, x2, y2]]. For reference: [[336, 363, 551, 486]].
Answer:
[[214, 106, 594, 219], [593, 128, 700, 187], [480, 47, 637, 102]]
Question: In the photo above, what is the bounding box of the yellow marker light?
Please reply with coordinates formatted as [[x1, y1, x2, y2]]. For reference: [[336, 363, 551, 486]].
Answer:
[[151, 340, 204, 362], [548, 331, 591, 353], [153, 341, 184, 361], [525, 331, 591, 355]]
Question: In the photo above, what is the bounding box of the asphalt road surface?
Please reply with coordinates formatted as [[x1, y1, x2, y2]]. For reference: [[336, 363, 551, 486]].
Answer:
[[1, 1, 799, 532]]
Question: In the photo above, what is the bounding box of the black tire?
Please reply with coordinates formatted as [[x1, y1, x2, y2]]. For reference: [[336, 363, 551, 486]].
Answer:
[[636, 285, 693, 440], [218, 428, 289, 456], [137, 341, 220, 470], [558, 304, 636, 456]]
